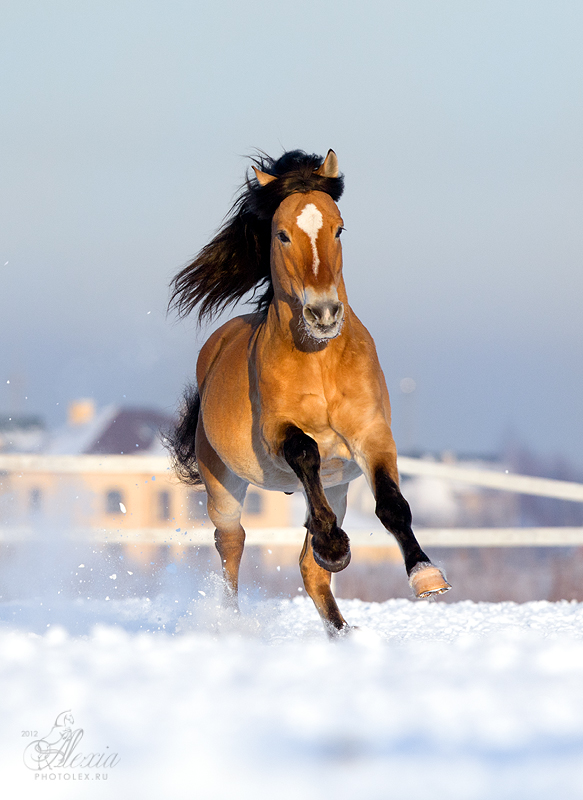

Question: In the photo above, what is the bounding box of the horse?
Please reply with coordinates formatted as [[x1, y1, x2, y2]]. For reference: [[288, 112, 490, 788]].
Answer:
[[169, 149, 450, 636]]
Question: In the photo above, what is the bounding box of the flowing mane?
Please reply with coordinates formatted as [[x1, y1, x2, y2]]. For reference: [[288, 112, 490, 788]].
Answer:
[[169, 150, 345, 322]]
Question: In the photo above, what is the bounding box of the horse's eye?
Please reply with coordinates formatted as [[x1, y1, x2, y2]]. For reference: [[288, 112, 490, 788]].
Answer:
[[277, 230, 290, 244], [335, 227, 344, 239]]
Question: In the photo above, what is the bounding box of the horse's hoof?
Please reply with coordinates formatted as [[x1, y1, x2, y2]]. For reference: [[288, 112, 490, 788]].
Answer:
[[409, 563, 451, 598], [313, 547, 351, 573], [312, 525, 351, 573], [326, 622, 358, 639]]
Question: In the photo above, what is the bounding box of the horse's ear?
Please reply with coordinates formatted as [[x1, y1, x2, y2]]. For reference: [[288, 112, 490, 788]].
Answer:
[[315, 149, 339, 179], [252, 166, 277, 187]]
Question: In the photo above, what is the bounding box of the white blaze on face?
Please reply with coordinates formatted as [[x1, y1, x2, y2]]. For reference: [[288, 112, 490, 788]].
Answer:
[[296, 203, 323, 276]]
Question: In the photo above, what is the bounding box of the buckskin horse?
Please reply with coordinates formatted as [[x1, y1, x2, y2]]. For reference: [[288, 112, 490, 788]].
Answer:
[[169, 149, 450, 636]]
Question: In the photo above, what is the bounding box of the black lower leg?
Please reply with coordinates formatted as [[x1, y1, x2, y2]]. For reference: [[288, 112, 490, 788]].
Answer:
[[374, 466, 430, 575], [282, 425, 350, 572]]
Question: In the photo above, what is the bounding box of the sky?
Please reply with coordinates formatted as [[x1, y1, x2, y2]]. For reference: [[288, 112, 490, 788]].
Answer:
[[1, 0, 582, 465]]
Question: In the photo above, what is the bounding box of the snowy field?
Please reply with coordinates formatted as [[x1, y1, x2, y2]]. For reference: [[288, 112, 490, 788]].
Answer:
[[3, 574, 583, 799]]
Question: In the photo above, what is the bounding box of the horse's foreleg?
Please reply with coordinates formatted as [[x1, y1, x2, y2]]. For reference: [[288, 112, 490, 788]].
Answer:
[[299, 532, 349, 636], [356, 433, 451, 597], [282, 425, 351, 573], [373, 465, 450, 597]]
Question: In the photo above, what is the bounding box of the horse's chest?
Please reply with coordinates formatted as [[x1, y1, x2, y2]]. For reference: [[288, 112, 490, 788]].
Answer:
[[294, 392, 330, 430], [293, 394, 351, 460]]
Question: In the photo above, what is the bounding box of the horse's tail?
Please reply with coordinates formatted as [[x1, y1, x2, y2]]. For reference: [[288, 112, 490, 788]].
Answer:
[[166, 385, 203, 486]]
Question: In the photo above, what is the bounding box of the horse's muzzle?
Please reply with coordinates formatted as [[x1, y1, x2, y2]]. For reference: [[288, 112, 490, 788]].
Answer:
[[302, 300, 344, 340]]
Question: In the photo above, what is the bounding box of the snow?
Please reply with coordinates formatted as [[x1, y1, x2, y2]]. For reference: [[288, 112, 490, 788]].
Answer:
[[2, 585, 583, 799]]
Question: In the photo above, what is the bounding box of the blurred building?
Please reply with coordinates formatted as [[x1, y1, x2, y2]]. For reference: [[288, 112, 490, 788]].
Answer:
[[0, 414, 46, 453], [0, 399, 292, 534], [2, 403, 581, 539], [46, 399, 169, 456]]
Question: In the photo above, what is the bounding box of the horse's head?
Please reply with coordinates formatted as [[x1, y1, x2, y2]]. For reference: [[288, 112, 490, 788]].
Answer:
[[272, 191, 345, 340], [254, 152, 345, 341], [170, 149, 346, 332]]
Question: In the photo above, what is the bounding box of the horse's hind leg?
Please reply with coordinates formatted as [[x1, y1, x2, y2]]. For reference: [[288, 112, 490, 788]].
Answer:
[[196, 428, 248, 609]]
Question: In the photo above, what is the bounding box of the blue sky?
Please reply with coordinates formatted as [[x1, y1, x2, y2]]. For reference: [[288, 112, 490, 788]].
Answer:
[[1, 1, 582, 463]]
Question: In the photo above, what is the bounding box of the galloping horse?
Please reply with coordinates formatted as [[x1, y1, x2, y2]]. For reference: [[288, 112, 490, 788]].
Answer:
[[169, 149, 450, 635]]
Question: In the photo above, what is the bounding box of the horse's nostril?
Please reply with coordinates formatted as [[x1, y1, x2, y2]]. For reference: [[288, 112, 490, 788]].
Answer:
[[304, 305, 319, 324], [303, 301, 344, 328]]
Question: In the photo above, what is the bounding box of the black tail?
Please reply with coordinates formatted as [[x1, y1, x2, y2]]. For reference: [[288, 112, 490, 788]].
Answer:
[[166, 386, 203, 486]]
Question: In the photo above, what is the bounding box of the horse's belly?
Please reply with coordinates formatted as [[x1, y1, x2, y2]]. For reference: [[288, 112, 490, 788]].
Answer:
[[320, 457, 362, 488], [240, 457, 361, 493], [311, 430, 362, 487]]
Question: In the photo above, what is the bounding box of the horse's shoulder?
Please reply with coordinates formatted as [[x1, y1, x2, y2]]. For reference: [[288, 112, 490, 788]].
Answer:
[[196, 314, 259, 384]]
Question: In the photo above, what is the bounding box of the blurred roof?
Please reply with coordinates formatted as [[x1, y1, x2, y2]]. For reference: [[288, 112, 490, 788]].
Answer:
[[47, 406, 172, 456]]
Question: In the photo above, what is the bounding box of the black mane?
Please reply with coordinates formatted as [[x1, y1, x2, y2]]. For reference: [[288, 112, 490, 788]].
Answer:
[[169, 150, 345, 322]]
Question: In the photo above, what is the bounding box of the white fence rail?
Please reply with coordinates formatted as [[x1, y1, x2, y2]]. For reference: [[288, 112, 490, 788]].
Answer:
[[1, 454, 583, 547], [397, 456, 583, 502], [0, 454, 170, 475], [2, 453, 583, 502], [3, 526, 583, 548]]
